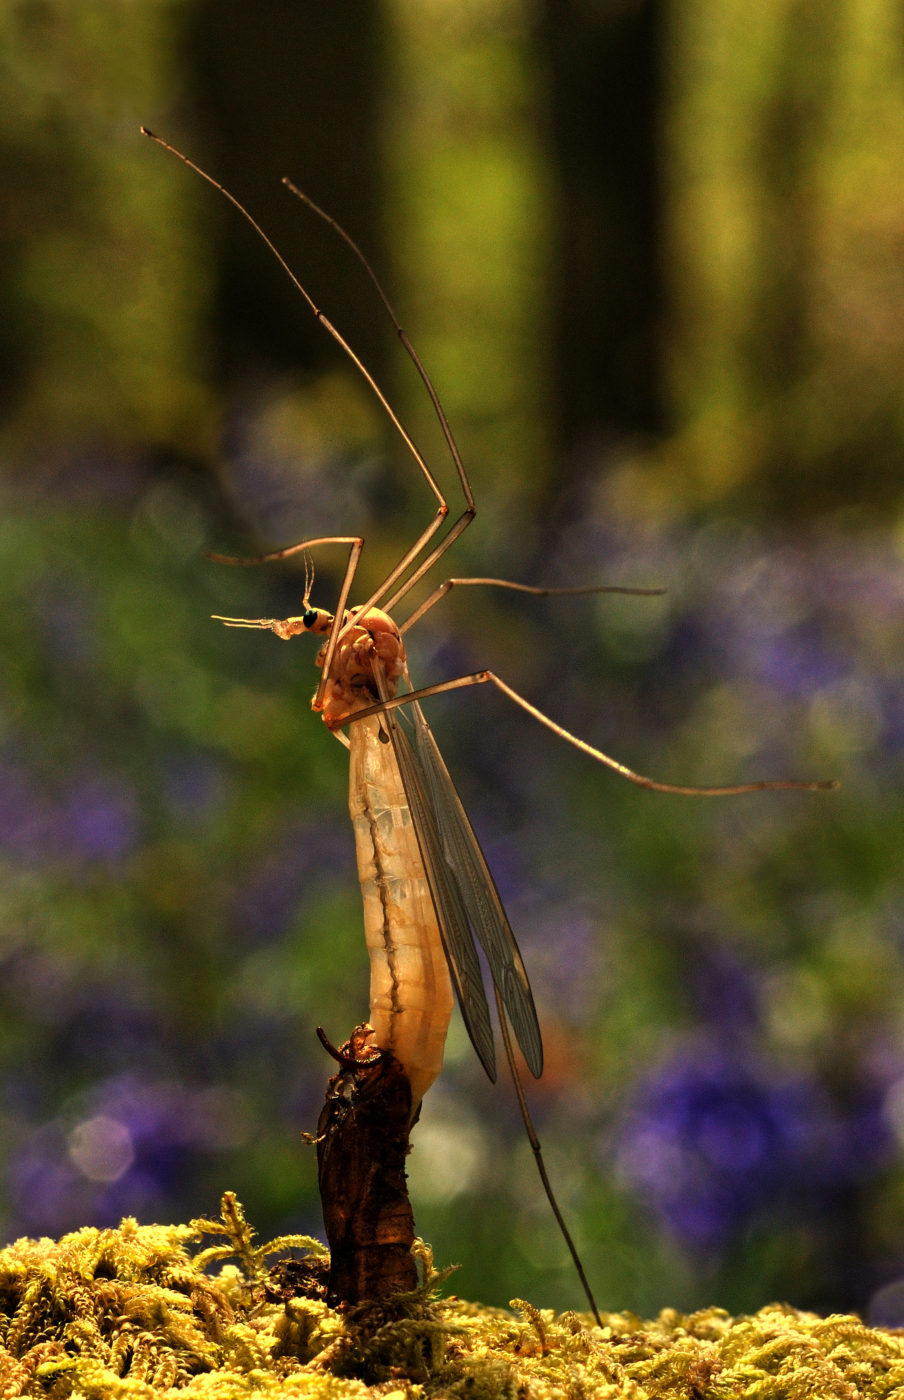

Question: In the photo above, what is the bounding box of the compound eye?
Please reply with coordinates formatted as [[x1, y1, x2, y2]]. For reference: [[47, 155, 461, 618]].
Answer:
[[303, 609, 320, 629]]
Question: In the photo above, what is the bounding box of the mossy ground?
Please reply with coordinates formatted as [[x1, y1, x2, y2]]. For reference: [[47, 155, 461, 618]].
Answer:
[[1, 1194, 903, 1398]]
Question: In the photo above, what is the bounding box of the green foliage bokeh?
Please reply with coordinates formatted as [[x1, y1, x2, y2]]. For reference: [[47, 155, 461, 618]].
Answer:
[[1, 0, 903, 1324]]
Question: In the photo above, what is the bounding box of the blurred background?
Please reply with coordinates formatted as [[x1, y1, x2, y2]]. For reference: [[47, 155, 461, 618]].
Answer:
[[2, 0, 903, 1322]]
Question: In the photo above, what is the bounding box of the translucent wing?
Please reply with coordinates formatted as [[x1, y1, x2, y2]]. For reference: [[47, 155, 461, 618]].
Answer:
[[394, 696, 544, 1080], [380, 704, 499, 1081]]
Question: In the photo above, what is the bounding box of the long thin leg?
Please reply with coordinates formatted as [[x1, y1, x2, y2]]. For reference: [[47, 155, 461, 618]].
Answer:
[[494, 987, 603, 1328], [345, 673, 838, 796], [399, 577, 665, 635], [282, 180, 476, 613], [142, 128, 476, 633], [206, 536, 361, 568]]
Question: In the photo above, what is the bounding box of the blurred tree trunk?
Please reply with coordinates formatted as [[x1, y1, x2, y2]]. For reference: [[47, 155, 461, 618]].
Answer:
[[538, 0, 904, 523], [658, 0, 904, 519], [540, 0, 666, 467], [187, 0, 386, 393], [0, 4, 213, 471]]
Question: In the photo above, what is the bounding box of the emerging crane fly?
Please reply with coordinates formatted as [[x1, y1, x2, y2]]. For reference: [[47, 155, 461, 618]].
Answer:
[[142, 127, 836, 1314], [223, 593, 547, 1109]]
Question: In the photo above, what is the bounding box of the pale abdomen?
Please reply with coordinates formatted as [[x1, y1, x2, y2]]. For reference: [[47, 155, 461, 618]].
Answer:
[[348, 713, 454, 1112]]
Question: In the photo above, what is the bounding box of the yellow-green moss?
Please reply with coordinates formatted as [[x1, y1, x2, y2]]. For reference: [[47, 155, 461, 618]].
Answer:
[[1, 1194, 903, 1398]]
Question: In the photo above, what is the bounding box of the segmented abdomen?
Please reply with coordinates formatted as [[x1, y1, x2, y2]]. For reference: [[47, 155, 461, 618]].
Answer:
[[348, 712, 454, 1112]]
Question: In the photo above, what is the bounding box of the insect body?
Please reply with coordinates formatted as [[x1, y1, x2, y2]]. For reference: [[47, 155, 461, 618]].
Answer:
[[216, 597, 542, 1113], [350, 703, 455, 1110], [320, 603, 459, 1111]]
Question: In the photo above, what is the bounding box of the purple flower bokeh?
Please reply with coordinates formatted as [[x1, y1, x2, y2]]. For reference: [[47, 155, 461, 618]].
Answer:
[[0, 757, 138, 868], [3, 484, 904, 1314], [616, 1038, 897, 1252], [5, 1074, 255, 1240]]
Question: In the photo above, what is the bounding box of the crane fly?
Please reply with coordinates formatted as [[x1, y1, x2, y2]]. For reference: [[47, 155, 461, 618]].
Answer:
[[142, 128, 836, 1320]]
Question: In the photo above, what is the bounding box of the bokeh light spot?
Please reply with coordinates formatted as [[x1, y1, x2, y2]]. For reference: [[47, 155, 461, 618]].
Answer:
[[67, 1115, 135, 1183]]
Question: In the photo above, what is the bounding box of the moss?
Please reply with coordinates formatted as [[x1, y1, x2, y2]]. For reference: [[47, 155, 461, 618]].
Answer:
[[1, 1195, 903, 1398]]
